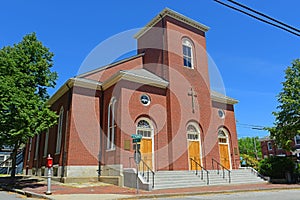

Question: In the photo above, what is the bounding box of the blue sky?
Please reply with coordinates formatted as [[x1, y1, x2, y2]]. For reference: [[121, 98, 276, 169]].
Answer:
[[1, 0, 299, 138]]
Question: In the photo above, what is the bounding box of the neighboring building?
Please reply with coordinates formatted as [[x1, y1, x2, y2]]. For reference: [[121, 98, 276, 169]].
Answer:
[[24, 8, 240, 183], [260, 136, 300, 159], [0, 146, 24, 174]]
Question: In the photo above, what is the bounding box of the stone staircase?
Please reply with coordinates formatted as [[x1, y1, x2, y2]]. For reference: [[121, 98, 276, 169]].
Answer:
[[146, 168, 266, 190]]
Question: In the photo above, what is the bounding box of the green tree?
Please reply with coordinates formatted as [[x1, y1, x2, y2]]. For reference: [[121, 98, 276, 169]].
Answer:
[[238, 136, 262, 159], [0, 33, 58, 178], [268, 59, 300, 151]]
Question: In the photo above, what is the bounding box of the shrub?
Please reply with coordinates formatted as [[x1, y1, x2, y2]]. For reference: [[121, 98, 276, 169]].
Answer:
[[240, 154, 259, 170], [259, 156, 295, 179]]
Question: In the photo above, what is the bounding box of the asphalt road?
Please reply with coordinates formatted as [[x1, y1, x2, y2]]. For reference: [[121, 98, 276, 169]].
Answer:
[[0, 190, 36, 200], [145, 189, 300, 200]]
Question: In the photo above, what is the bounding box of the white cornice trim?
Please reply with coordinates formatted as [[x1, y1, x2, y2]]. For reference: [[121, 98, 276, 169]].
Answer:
[[102, 70, 169, 90], [48, 70, 168, 105], [47, 78, 102, 106], [211, 91, 238, 105], [134, 8, 210, 39]]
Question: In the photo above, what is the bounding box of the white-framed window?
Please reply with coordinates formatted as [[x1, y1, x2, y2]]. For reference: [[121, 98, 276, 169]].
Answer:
[[267, 142, 272, 151], [137, 120, 152, 138], [187, 124, 199, 141], [0, 155, 11, 167], [0, 155, 4, 163], [43, 129, 49, 158], [107, 97, 117, 150], [56, 107, 64, 154], [218, 130, 228, 144], [27, 138, 32, 162], [295, 135, 300, 145], [182, 38, 194, 68], [34, 134, 40, 160]]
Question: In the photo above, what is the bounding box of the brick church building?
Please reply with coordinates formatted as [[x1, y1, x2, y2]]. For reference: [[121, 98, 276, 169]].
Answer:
[[24, 8, 240, 184]]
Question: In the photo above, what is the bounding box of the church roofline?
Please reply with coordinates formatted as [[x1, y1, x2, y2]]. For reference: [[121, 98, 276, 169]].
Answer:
[[47, 77, 103, 106], [211, 90, 238, 105], [47, 69, 168, 106], [134, 8, 210, 39], [77, 53, 145, 78], [102, 69, 169, 90]]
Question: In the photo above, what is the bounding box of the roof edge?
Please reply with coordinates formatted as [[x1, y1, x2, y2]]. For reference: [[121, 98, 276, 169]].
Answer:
[[211, 90, 239, 105], [134, 8, 210, 39], [77, 53, 145, 78], [47, 78, 102, 106]]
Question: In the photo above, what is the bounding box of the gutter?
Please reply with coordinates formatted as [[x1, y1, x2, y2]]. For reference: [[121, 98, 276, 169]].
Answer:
[[98, 86, 104, 179]]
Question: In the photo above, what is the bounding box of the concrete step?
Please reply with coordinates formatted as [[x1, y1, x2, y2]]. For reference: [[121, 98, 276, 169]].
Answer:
[[147, 169, 266, 190]]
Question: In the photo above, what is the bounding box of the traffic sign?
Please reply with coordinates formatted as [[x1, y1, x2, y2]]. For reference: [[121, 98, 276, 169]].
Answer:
[[131, 134, 142, 143], [131, 134, 142, 139], [133, 138, 141, 143]]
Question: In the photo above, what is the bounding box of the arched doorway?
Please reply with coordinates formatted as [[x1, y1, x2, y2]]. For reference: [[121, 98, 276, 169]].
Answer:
[[187, 123, 201, 170], [136, 119, 154, 170], [218, 128, 231, 169]]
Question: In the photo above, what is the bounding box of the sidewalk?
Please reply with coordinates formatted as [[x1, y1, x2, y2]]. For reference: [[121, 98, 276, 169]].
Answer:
[[1, 175, 300, 200]]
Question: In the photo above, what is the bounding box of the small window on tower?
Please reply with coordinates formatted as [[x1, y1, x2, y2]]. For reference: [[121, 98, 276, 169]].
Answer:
[[182, 38, 194, 69]]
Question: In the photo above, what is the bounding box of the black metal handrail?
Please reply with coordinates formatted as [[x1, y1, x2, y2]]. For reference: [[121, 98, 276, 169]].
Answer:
[[129, 157, 155, 188], [190, 158, 209, 185], [212, 158, 231, 183]]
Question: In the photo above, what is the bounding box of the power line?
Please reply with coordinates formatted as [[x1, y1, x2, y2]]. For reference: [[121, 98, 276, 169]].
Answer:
[[236, 123, 265, 130], [227, 0, 300, 33], [214, 0, 300, 37]]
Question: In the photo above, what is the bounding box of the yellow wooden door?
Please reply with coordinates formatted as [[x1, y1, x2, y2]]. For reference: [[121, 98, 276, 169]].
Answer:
[[188, 141, 201, 170], [219, 144, 230, 169], [140, 138, 152, 170]]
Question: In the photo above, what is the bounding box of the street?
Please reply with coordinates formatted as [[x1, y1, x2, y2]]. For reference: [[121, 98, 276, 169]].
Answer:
[[145, 189, 300, 200], [0, 190, 37, 200]]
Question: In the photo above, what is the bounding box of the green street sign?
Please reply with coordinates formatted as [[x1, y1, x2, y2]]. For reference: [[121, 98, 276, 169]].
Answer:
[[131, 134, 142, 139], [132, 138, 141, 143]]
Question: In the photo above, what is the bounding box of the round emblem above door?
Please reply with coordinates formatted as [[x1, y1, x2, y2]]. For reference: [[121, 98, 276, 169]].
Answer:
[[140, 94, 151, 106]]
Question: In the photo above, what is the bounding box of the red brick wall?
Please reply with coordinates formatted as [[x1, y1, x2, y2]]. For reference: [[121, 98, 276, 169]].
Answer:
[[24, 88, 72, 172], [135, 15, 239, 170], [67, 86, 100, 166]]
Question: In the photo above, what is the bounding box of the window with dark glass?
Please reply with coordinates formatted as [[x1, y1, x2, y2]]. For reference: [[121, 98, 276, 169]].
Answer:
[[137, 120, 152, 138], [107, 97, 117, 150], [187, 124, 199, 140], [182, 38, 194, 68]]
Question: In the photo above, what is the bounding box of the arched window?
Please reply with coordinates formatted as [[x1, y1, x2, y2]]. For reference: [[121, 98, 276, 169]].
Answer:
[[187, 124, 199, 140], [56, 107, 64, 154], [137, 119, 152, 138], [43, 129, 49, 158], [182, 38, 194, 68], [218, 129, 228, 144], [107, 97, 117, 150]]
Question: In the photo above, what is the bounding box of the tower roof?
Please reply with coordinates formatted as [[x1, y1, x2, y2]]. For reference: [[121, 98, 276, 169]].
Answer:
[[134, 8, 210, 39]]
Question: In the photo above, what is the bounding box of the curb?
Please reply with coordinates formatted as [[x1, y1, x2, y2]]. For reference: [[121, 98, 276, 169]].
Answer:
[[1, 186, 54, 200], [2, 183, 300, 200], [118, 186, 300, 199]]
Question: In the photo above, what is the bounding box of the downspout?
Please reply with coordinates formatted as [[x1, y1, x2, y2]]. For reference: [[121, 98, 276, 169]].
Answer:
[[61, 83, 72, 180], [98, 86, 104, 179]]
